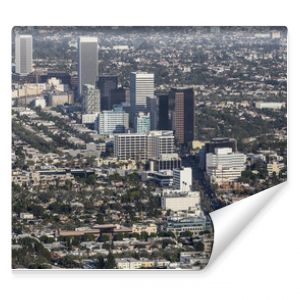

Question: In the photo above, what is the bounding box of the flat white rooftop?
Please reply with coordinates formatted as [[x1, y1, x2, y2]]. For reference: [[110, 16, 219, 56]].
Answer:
[[79, 36, 98, 43]]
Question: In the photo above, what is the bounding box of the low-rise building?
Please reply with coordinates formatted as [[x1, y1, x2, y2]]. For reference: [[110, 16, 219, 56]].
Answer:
[[267, 161, 285, 176], [132, 223, 157, 235], [165, 216, 208, 237], [180, 251, 208, 268], [116, 258, 170, 269], [20, 212, 34, 220], [143, 170, 174, 187], [161, 191, 200, 212], [82, 113, 98, 125], [255, 101, 285, 110], [48, 91, 74, 106], [149, 153, 181, 171], [115, 258, 142, 269]]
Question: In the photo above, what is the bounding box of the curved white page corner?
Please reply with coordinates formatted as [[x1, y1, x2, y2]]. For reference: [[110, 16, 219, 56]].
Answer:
[[208, 181, 287, 266]]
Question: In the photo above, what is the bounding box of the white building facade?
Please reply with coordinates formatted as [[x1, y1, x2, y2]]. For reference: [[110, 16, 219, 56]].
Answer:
[[15, 35, 33, 75], [173, 167, 192, 192], [161, 191, 200, 212], [82, 113, 99, 124], [130, 72, 154, 114], [78, 37, 98, 95], [114, 130, 175, 161], [96, 108, 129, 135], [206, 147, 246, 184]]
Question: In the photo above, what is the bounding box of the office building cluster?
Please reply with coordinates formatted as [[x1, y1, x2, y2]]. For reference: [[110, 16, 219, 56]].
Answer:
[[14, 34, 196, 148], [77, 36, 195, 145]]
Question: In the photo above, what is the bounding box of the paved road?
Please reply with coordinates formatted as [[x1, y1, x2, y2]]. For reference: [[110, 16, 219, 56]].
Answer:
[[181, 155, 224, 213]]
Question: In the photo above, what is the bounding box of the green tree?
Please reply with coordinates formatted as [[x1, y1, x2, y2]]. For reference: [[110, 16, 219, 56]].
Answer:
[[105, 252, 116, 269]]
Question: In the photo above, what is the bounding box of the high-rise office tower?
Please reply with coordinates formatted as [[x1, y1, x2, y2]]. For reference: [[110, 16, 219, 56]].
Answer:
[[15, 35, 33, 75], [97, 74, 118, 110], [82, 84, 100, 114], [169, 88, 194, 145], [110, 87, 130, 107], [130, 72, 154, 116], [78, 37, 98, 96], [158, 94, 170, 130], [146, 96, 159, 130]]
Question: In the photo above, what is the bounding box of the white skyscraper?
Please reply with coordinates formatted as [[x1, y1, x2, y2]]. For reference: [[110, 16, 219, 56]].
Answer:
[[130, 72, 154, 115], [82, 84, 100, 114], [78, 37, 98, 95], [15, 35, 33, 75]]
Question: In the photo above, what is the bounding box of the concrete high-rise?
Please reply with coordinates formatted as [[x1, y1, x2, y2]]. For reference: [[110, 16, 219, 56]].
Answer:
[[82, 84, 100, 114], [78, 37, 98, 95], [169, 88, 194, 145], [15, 35, 33, 75], [114, 130, 175, 161], [130, 72, 154, 116]]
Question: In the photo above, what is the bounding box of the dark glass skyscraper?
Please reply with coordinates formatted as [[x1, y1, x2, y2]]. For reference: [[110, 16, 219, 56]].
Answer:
[[110, 87, 129, 108], [169, 88, 194, 145], [158, 94, 170, 130], [97, 74, 118, 110]]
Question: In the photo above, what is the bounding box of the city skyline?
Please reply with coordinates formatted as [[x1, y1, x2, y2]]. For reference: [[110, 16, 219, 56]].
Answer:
[[11, 26, 287, 270]]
